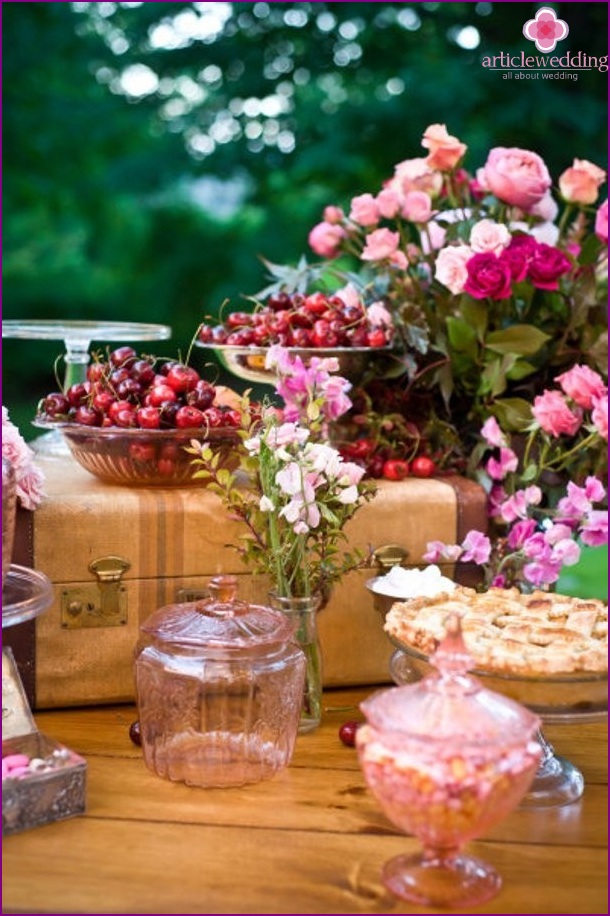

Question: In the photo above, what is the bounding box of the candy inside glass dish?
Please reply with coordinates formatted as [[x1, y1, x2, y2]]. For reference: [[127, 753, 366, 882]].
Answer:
[[32, 420, 239, 487], [195, 342, 394, 386], [357, 614, 541, 908]]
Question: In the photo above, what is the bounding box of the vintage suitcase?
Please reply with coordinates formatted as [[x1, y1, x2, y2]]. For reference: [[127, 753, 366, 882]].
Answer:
[[7, 454, 487, 709]]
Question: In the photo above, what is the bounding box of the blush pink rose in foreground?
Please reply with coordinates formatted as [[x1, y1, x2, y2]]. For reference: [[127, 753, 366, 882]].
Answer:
[[481, 146, 552, 210], [361, 228, 401, 262], [595, 199, 608, 244], [434, 244, 472, 294], [421, 123, 467, 171], [532, 390, 582, 437], [390, 157, 443, 198], [558, 159, 606, 205], [556, 364, 607, 410], [308, 221, 346, 258], [469, 219, 511, 256]]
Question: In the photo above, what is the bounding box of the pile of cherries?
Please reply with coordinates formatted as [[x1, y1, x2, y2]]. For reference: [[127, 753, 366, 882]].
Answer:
[[198, 291, 393, 349], [38, 346, 241, 431]]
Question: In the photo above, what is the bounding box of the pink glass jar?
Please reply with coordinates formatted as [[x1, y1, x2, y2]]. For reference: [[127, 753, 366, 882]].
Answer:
[[357, 614, 542, 907], [134, 576, 306, 788], [2, 457, 17, 589]]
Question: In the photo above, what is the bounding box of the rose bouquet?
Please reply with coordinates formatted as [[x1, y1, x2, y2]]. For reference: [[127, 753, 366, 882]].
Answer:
[[2, 407, 45, 511], [303, 124, 607, 457], [423, 365, 607, 590], [187, 345, 375, 601]]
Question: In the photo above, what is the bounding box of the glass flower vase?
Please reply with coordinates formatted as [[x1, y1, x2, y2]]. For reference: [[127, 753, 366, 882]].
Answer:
[[268, 592, 323, 733]]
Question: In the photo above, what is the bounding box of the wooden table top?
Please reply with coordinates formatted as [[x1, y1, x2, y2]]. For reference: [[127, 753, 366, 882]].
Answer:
[[2, 687, 607, 915]]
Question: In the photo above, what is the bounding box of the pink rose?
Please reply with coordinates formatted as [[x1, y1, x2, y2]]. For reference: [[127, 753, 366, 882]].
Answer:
[[15, 466, 46, 512], [532, 390, 582, 437], [481, 146, 552, 210], [527, 242, 572, 290], [349, 193, 380, 227], [401, 190, 433, 223], [558, 159, 606, 205], [591, 393, 608, 441], [469, 219, 511, 256], [361, 228, 401, 262], [556, 365, 606, 410], [421, 123, 467, 171], [529, 192, 559, 222], [323, 205, 344, 225], [308, 221, 346, 258], [464, 252, 513, 300], [434, 244, 472, 294], [375, 188, 402, 219], [390, 157, 443, 197], [595, 199, 608, 244], [500, 234, 537, 281]]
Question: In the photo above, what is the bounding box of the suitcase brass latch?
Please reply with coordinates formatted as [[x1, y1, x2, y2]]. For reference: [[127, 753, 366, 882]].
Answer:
[[372, 544, 409, 570], [61, 556, 130, 629]]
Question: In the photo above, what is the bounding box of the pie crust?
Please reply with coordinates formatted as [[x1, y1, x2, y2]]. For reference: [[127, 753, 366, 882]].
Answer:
[[384, 586, 608, 676]]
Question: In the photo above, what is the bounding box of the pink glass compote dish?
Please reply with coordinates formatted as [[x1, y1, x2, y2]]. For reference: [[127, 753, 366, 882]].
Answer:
[[357, 614, 541, 908]]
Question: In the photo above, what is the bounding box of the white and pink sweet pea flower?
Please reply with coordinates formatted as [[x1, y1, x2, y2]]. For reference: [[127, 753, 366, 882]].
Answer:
[[579, 510, 609, 547], [308, 221, 346, 258], [259, 495, 275, 513], [375, 187, 402, 219], [480, 416, 506, 448], [337, 461, 366, 488], [555, 364, 606, 410], [507, 518, 538, 550], [557, 477, 606, 518], [595, 198, 608, 244], [531, 390, 582, 437], [349, 193, 380, 227], [423, 541, 463, 563], [591, 393, 608, 440], [523, 559, 563, 587], [401, 190, 433, 224], [459, 530, 492, 565], [550, 537, 581, 567], [469, 219, 511, 256], [485, 447, 518, 481], [434, 244, 472, 294]]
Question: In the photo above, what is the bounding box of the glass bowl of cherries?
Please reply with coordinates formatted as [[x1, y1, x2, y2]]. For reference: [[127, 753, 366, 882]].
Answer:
[[196, 291, 395, 386], [34, 346, 243, 487]]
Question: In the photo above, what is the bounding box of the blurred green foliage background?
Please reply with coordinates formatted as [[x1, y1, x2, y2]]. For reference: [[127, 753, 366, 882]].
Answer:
[[3, 1, 607, 428]]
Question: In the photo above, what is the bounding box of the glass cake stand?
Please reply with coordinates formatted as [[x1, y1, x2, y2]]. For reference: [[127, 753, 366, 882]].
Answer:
[[387, 637, 606, 809], [2, 319, 172, 457]]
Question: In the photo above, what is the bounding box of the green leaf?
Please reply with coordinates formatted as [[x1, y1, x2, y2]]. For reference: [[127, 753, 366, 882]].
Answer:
[[505, 358, 536, 381], [446, 316, 478, 357], [459, 297, 488, 339], [480, 354, 515, 398], [485, 325, 551, 356], [489, 397, 533, 431], [521, 463, 539, 482]]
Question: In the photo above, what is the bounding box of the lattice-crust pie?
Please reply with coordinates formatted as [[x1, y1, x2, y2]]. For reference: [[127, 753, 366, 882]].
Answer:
[[384, 586, 608, 676]]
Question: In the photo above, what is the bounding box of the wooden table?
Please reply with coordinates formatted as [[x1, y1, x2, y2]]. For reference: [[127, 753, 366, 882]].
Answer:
[[2, 687, 607, 915]]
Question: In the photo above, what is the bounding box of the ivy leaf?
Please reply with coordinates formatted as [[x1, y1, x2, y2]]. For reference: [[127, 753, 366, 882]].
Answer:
[[485, 325, 551, 356]]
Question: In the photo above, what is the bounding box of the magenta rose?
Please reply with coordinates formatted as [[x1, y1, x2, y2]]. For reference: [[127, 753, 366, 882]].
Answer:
[[481, 147, 552, 210], [463, 252, 513, 300], [526, 243, 572, 290]]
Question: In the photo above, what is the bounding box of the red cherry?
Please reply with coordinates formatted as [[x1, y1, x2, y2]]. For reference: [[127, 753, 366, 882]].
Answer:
[[92, 390, 116, 414], [367, 329, 388, 348], [411, 456, 436, 478], [66, 382, 91, 407], [136, 406, 161, 429], [131, 359, 156, 386], [175, 405, 205, 429], [73, 405, 103, 427], [147, 385, 178, 407], [202, 407, 224, 428], [165, 364, 200, 394], [129, 442, 156, 463], [187, 380, 216, 411], [42, 392, 70, 418], [109, 346, 137, 368], [382, 459, 410, 481], [128, 720, 142, 746], [338, 720, 361, 747]]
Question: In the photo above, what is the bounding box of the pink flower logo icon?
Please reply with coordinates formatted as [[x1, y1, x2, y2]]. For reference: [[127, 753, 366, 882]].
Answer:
[[523, 7, 569, 53]]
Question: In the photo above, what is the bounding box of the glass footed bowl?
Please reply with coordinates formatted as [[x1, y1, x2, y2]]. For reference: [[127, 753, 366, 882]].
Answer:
[[386, 634, 608, 724], [32, 418, 239, 488], [195, 342, 395, 386]]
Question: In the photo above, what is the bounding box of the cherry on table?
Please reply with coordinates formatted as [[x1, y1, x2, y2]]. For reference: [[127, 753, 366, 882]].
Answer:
[[339, 720, 362, 747]]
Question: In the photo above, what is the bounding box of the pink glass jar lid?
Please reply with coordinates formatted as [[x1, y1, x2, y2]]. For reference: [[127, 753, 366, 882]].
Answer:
[[362, 614, 541, 745], [140, 575, 296, 651]]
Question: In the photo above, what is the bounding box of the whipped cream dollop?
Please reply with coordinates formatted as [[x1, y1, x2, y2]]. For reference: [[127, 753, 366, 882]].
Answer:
[[371, 564, 456, 599]]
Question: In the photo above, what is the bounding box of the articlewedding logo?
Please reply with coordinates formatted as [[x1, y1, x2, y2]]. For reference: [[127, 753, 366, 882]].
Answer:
[[523, 7, 569, 54]]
